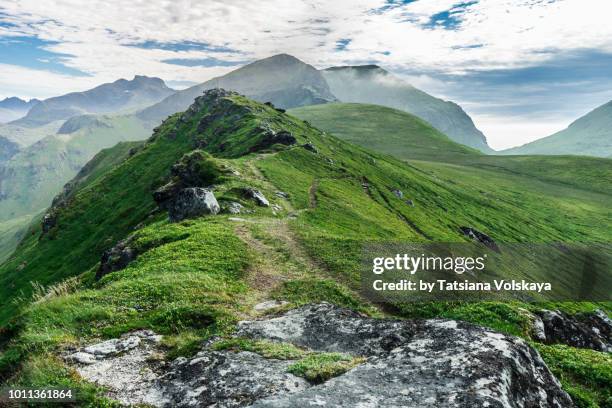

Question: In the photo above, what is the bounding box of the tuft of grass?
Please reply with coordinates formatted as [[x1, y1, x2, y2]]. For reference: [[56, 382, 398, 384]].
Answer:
[[534, 343, 612, 408], [287, 352, 365, 384], [212, 338, 308, 360], [272, 278, 374, 315]]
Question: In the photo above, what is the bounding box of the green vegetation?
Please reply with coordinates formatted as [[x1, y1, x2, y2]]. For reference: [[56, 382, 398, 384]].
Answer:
[[0, 114, 151, 224], [503, 100, 612, 158], [289, 103, 480, 162], [0, 93, 610, 405], [535, 344, 612, 408], [290, 102, 612, 195], [288, 352, 365, 383]]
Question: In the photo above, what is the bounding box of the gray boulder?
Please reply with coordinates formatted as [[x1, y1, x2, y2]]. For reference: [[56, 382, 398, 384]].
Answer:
[[240, 304, 573, 408], [392, 189, 403, 199], [535, 309, 611, 352], [460, 226, 500, 252], [243, 188, 270, 207], [169, 188, 220, 222], [96, 236, 137, 280], [64, 304, 574, 407], [224, 201, 244, 215]]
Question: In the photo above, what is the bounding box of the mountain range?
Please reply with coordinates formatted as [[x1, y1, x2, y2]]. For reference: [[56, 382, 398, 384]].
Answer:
[[0, 97, 40, 123], [0, 53, 611, 264], [12, 75, 175, 127], [0, 90, 609, 406], [321, 65, 492, 153], [502, 100, 612, 157]]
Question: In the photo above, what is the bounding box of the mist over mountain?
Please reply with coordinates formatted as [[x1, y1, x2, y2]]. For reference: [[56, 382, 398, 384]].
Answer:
[[0, 136, 20, 163], [138, 54, 336, 123], [503, 100, 612, 157], [13, 76, 175, 127], [0, 97, 40, 123], [321, 65, 492, 153]]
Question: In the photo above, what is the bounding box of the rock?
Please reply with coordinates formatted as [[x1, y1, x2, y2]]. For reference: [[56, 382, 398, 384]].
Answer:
[[248, 129, 297, 153], [168, 188, 220, 222], [536, 309, 611, 352], [96, 236, 137, 280], [66, 305, 573, 408], [392, 189, 404, 199], [41, 211, 57, 234], [224, 201, 244, 214], [302, 142, 318, 153], [65, 330, 168, 407], [153, 181, 182, 209], [459, 226, 500, 252], [243, 188, 270, 207], [253, 300, 289, 312], [84, 336, 141, 357], [275, 191, 289, 199], [66, 351, 96, 365], [161, 350, 308, 407], [239, 304, 573, 408], [405, 199, 415, 207], [532, 314, 547, 342]]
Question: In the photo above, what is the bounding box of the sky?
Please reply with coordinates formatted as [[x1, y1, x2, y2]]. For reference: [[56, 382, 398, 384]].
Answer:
[[1, 0, 611, 150]]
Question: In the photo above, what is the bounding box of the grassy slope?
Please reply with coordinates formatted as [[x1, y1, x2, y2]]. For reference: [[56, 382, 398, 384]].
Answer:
[[502, 101, 612, 158], [0, 115, 150, 223], [0, 94, 609, 406], [289, 103, 480, 162], [0, 141, 141, 265], [290, 102, 612, 195]]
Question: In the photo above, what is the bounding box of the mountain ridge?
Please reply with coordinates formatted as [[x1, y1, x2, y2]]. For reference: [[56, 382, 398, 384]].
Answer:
[[502, 100, 612, 157], [321, 65, 492, 153], [12, 75, 175, 127]]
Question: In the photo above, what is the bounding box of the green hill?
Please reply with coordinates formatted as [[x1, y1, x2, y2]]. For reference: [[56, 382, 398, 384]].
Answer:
[[0, 91, 609, 406], [322, 65, 492, 153], [503, 101, 612, 157], [290, 102, 611, 196], [289, 103, 480, 162]]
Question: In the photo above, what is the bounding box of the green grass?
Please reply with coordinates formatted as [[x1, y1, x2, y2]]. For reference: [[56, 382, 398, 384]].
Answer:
[[0, 93, 610, 405], [535, 344, 612, 408], [287, 353, 365, 383], [289, 103, 480, 162]]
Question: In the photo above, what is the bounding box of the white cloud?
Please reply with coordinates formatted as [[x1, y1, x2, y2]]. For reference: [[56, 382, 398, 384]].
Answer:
[[1, 0, 612, 145]]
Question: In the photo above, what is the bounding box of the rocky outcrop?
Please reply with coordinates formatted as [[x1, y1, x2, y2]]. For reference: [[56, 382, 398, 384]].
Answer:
[[460, 226, 500, 252], [67, 304, 573, 407], [65, 330, 168, 406], [243, 188, 270, 207], [168, 187, 220, 222], [96, 236, 137, 280], [534, 309, 611, 352]]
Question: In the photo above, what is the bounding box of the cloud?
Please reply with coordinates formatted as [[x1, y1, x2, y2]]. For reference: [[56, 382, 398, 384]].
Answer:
[[0, 0, 611, 145]]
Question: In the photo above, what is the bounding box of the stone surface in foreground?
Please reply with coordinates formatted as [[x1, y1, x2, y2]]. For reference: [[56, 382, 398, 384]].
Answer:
[[66, 304, 574, 407]]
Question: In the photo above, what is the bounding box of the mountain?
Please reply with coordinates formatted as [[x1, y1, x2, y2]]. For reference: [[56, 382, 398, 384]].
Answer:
[[138, 53, 335, 123], [0, 97, 40, 123], [503, 101, 612, 157], [289, 103, 480, 162], [0, 90, 609, 406], [289, 102, 612, 195], [0, 136, 20, 163], [13, 75, 175, 127], [321, 65, 492, 153], [0, 114, 150, 226]]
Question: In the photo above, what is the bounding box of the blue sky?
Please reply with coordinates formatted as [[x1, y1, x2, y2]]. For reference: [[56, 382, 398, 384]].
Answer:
[[0, 0, 611, 149]]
